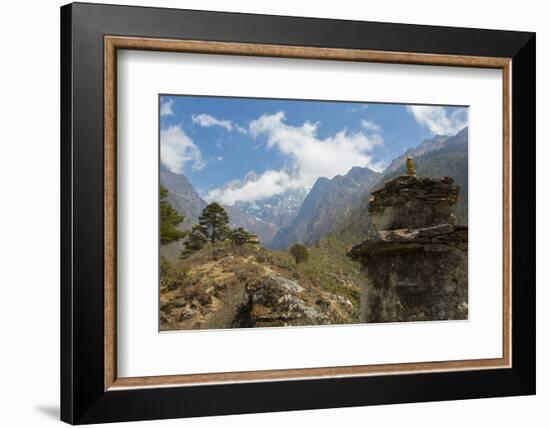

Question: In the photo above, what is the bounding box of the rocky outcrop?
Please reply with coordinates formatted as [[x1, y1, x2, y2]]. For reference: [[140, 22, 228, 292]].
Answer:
[[245, 274, 329, 327], [348, 168, 468, 323], [161, 272, 330, 330], [160, 245, 359, 331]]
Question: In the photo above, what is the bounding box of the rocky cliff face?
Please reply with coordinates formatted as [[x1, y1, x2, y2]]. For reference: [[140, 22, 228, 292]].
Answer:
[[160, 164, 206, 229], [348, 170, 468, 323], [269, 166, 381, 249]]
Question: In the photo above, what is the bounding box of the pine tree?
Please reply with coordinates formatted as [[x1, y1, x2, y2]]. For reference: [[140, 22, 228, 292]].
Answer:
[[160, 185, 186, 245], [229, 227, 248, 246], [229, 227, 259, 246], [289, 243, 309, 264], [198, 203, 230, 243], [180, 224, 207, 257]]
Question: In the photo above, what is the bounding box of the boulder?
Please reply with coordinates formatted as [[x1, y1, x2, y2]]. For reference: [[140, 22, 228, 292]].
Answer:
[[246, 274, 327, 327]]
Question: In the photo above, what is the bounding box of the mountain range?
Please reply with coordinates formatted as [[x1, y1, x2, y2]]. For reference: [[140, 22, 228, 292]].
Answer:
[[268, 167, 381, 249], [210, 171, 308, 230], [376, 126, 468, 224], [161, 127, 468, 250]]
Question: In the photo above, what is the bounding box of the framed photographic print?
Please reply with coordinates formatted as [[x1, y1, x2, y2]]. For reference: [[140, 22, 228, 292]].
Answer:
[[61, 2, 536, 424]]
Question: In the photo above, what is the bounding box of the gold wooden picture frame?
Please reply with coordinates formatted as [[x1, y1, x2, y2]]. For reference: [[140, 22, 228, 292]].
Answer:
[[103, 36, 512, 391]]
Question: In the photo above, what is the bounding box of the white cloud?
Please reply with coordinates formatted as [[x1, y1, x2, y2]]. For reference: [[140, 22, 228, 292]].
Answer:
[[207, 111, 384, 205], [361, 119, 382, 133], [206, 169, 297, 205], [192, 113, 232, 131], [407, 105, 467, 135], [235, 124, 248, 134], [217, 156, 223, 161], [250, 111, 383, 184], [160, 125, 205, 173], [160, 99, 173, 117], [191, 113, 248, 134]]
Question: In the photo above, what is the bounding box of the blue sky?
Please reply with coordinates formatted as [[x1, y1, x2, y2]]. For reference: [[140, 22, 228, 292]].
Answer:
[[160, 95, 467, 205]]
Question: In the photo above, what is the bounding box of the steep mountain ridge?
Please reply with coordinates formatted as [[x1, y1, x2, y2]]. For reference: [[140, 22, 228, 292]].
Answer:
[[329, 127, 469, 246], [269, 166, 382, 249], [160, 164, 206, 229], [376, 126, 468, 224], [384, 127, 468, 177]]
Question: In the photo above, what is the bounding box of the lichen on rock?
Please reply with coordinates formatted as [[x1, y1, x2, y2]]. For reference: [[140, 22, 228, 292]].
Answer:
[[245, 273, 328, 327]]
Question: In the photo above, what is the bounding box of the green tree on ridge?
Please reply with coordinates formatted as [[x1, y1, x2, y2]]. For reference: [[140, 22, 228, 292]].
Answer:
[[160, 185, 186, 245], [199, 202, 230, 243]]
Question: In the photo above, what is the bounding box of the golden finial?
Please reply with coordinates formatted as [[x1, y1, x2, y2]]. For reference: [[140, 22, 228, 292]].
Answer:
[[406, 156, 416, 177]]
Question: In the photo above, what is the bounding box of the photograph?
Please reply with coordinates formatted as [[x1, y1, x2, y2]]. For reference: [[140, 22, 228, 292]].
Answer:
[[159, 95, 469, 331]]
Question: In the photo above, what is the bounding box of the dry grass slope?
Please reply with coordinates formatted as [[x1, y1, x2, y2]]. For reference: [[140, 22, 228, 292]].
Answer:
[[160, 242, 364, 331]]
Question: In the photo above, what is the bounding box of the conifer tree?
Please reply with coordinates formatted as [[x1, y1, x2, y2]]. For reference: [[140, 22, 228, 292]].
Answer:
[[198, 203, 230, 243], [229, 227, 259, 246], [160, 185, 186, 245]]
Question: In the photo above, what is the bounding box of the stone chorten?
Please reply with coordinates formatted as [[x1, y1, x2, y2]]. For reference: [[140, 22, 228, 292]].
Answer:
[[348, 158, 468, 323]]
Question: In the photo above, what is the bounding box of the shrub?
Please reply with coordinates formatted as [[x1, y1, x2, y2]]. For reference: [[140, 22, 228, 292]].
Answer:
[[160, 257, 189, 291], [181, 224, 208, 258], [289, 244, 309, 264]]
